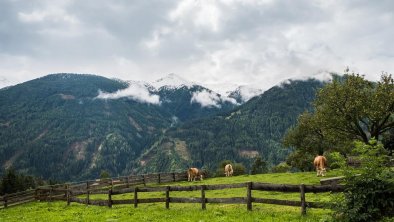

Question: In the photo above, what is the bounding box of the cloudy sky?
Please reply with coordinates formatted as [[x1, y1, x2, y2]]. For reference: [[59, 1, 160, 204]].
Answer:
[[0, 0, 393, 91]]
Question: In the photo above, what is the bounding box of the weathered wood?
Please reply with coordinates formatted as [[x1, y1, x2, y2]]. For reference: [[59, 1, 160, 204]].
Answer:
[[67, 186, 70, 206], [206, 183, 247, 190], [206, 197, 245, 204], [3, 198, 35, 208], [300, 184, 306, 216], [4, 190, 35, 198], [304, 184, 345, 193], [70, 197, 87, 204], [138, 198, 166, 203], [165, 186, 170, 209], [89, 199, 108, 206], [172, 173, 176, 182], [134, 187, 138, 208], [168, 185, 201, 191], [319, 176, 345, 185], [108, 189, 112, 208], [89, 190, 110, 195], [201, 185, 206, 210], [252, 183, 300, 192], [247, 182, 252, 211], [86, 181, 90, 205], [3, 194, 8, 208], [137, 187, 167, 192], [112, 199, 133, 205], [169, 197, 201, 203], [253, 198, 302, 207]]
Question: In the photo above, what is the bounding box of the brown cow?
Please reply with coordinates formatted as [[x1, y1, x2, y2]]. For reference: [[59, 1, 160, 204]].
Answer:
[[187, 168, 203, 181], [313, 155, 327, 177], [224, 164, 233, 177]]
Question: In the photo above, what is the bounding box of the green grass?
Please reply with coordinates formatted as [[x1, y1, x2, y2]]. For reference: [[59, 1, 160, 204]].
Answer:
[[0, 171, 342, 222]]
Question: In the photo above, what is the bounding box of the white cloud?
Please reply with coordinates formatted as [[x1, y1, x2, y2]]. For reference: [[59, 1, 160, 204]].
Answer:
[[191, 89, 221, 108], [96, 83, 160, 105]]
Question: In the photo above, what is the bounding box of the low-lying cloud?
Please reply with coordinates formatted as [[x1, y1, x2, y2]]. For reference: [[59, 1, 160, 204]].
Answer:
[[191, 89, 237, 108], [96, 83, 160, 105]]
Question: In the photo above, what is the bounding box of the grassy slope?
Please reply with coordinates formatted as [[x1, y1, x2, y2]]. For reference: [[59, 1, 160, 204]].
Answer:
[[0, 171, 342, 222]]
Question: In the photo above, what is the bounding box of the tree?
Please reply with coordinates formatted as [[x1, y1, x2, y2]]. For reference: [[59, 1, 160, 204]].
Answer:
[[284, 73, 394, 157], [314, 73, 394, 144], [251, 156, 268, 174]]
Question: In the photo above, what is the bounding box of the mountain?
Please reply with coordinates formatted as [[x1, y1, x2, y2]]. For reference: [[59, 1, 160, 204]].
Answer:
[[0, 73, 237, 181], [135, 78, 326, 174], [227, 85, 263, 104], [0, 72, 329, 181]]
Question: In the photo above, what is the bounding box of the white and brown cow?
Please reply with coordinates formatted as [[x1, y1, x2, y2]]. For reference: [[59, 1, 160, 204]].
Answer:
[[224, 164, 233, 177], [313, 155, 327, 177], [187, 168, 203, 181]]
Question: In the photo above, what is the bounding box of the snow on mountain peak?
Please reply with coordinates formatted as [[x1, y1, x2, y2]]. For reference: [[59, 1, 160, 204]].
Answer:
[[151, 73, 195, 89]]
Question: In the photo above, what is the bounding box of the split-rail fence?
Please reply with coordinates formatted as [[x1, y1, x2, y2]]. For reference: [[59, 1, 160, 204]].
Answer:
[[1, 171, 344, 215]]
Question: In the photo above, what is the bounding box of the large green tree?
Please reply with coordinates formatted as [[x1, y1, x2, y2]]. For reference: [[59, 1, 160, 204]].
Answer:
[[284, 73, 394, 159]]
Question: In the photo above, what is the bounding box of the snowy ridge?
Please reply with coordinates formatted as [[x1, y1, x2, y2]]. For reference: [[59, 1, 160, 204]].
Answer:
[[150, 73, 196, 90]]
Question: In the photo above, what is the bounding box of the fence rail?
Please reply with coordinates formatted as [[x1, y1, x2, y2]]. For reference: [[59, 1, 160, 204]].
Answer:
[[0, 171, 188, 209], [1, 172, 345, 216], [62, 182, 344, 215]]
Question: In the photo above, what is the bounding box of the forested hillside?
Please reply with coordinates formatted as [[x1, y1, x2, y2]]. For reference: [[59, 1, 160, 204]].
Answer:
[[0, 74, 236, 181], [0, 73, 327, 181], [136, 79, 325, 173]]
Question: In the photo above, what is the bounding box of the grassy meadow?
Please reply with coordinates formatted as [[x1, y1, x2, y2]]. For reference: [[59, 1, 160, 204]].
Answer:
[[0, 171, 343, 222]]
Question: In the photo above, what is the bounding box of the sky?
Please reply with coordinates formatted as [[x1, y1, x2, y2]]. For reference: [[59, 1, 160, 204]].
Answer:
[[1, 0, 393, 92]]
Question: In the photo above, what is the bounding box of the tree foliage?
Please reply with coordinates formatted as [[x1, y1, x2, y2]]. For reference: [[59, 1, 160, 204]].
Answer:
[[331, 140, 394, 221], [284, 73, 394, 168]]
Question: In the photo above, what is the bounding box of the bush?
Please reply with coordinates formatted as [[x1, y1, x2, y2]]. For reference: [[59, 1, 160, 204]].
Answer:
[[331, 140, 394, 222], [271, 162, 291, 173], [232, 163, 246, 176]]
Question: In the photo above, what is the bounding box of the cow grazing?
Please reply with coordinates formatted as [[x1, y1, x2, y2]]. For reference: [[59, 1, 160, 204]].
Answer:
[[187, 168, 203, 181], [224, 164, 233, 177], [313, 155, 327, 177]]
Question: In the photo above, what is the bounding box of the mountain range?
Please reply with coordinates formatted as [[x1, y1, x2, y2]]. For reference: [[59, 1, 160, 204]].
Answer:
[[0, 73, 328, 181]]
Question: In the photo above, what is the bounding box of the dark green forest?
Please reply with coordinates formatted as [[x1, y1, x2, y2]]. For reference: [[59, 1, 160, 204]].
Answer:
[[0, 73, 325, 181]]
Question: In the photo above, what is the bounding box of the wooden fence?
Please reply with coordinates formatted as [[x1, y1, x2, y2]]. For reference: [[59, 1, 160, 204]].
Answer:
[[1, 171, 345, 215], [37, 181, 344, 215], [0, 172, 188, 209], [0, 190, 36, 209]]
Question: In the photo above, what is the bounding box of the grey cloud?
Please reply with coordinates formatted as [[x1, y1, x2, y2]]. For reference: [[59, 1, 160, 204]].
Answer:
[[0, 0, 393, 91]]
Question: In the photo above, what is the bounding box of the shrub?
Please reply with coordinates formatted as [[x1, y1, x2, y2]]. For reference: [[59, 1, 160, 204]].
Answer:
[[232, 163, 246, 176], [271, 162, 291, 173], [331, 140, 394, 222]]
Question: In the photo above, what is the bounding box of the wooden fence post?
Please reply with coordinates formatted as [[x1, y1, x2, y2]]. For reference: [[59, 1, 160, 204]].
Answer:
[[158, 174, 161, 184], [49, 186, 53, 202], [111, 178, 114, 189], [165, 186, 170, 209], [300, 184, 306, 216], [67, 185, 71, 206], [34, 189, 38, 201], [246, 182, 252, 211], [107, 189, 112, 208], [86, 181, 90, 205], [4, 194, 7, 208], [142, 175, 146, 186], [201, 185, 206, 210], [134, 187, 138, 208], [126, 176, 130, 188], [172, 173, 176, 182]]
